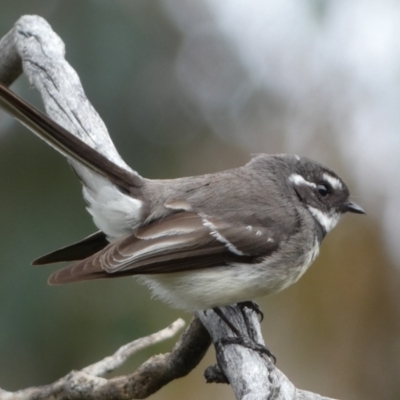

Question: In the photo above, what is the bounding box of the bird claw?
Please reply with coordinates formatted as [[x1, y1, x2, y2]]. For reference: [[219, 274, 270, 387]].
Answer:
[[237, 301, 264, 322]]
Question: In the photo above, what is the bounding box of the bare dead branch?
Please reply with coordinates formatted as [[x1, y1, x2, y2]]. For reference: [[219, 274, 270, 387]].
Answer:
[[0, 27, 22, 86], [83, 318, 186, 377], [0, 318, 213, 400], [198, 305, 337, 400]]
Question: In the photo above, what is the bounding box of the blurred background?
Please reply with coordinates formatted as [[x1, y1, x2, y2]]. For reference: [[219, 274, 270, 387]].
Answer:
[[0, 1, 399, 399]]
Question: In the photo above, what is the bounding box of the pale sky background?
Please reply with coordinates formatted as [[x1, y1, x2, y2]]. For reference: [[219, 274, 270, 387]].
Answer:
[[164, 0, 400, 264]]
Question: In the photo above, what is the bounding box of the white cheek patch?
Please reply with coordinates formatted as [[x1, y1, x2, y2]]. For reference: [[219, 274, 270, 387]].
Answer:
[[322, 173, 343, 190], [308, 206, 341, 232], [289, 173, 316, 188]]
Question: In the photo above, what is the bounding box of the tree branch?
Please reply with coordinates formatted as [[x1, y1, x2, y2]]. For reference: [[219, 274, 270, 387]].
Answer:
[[0, 318, 213, 400], [0, 15, 338, 400], [0, 27, 22, 86], [198, 306, 337, 400]]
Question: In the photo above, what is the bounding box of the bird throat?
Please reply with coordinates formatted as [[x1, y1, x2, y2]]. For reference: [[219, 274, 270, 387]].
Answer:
[[307, 206, 341, 233]]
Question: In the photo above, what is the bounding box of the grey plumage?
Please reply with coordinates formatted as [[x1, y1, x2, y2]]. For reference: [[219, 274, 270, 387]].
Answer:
[[0, 82, 364, 311]]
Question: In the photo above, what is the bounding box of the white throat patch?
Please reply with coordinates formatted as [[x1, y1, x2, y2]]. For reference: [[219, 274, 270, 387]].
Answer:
[[308, 206, 341, 232]]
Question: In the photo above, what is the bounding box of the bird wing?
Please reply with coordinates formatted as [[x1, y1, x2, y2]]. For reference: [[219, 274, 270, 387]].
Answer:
[[48, 211, 281, 284]]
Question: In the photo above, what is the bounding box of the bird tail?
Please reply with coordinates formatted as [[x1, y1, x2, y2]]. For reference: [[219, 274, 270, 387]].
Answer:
[[0, 83, 145, 239]]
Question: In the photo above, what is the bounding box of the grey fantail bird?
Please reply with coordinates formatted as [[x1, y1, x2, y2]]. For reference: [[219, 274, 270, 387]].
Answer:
[[0, 83, 364, 312]]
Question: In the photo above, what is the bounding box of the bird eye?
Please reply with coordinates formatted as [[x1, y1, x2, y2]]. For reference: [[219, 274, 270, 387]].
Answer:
[[317, 184, 330, 197]]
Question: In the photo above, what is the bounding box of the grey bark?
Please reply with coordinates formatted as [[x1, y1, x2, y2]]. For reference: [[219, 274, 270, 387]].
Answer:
[[0, 15, 338, 400], [0, 318, 212, 400], [0, 28, 22, 86]]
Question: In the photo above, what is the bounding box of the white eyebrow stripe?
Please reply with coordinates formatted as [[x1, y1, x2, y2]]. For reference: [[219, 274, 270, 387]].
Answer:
[[322, 173, 343, 190], [289, 173, 316, 188], [201, 216, 244, 256]]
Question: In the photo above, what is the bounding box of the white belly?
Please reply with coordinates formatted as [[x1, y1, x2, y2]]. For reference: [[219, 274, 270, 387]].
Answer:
[[138, 237, 320, 311]]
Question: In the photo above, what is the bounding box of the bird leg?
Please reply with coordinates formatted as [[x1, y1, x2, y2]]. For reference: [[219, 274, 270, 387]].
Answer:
[[212, 306, 276, 364]]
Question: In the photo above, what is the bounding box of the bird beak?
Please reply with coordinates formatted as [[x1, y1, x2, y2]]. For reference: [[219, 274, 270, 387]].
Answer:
[[344, 201, 365, 214]]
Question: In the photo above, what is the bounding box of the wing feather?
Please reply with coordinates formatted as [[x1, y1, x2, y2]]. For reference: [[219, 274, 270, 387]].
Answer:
[[48, 211, 281, 285]]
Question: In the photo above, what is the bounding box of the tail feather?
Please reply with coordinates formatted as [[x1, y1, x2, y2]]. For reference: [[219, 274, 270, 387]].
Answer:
[[0, 83, 141, 193], [33, 231, 109, 265], [0, 83, 147, 238]]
